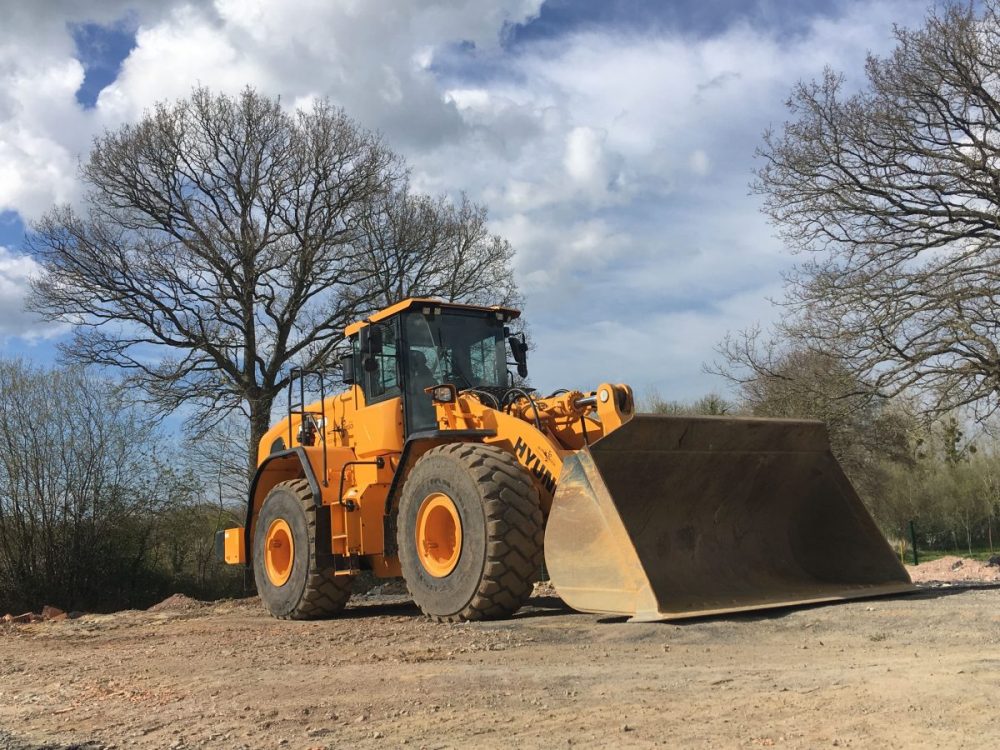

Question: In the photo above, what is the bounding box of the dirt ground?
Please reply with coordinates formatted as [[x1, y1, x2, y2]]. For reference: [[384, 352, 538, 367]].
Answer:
[[1, 580, 999, 750], [906, 555, 1000, 583]]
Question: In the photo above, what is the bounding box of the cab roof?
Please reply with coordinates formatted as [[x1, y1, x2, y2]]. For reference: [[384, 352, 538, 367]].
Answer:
[[344, 297, 521, 337]]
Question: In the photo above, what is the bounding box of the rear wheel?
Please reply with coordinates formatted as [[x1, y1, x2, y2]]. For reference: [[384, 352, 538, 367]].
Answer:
[[253, 479, 351, 619], [397, 443, 544, 622]]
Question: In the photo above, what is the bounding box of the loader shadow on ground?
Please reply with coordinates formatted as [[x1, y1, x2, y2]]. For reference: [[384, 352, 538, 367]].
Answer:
[[338, 594, 577, 620], [341, 597, 420, 618], [513, 595, 578, 619]]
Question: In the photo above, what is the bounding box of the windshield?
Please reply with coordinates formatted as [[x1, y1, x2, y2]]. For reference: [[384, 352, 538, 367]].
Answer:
[[402, 309, 507, 432]]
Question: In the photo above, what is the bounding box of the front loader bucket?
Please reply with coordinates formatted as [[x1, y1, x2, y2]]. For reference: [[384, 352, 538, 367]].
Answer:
[[544, 415, 914, 621]]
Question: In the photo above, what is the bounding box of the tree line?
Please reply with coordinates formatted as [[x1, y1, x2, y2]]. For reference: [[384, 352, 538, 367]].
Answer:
[[0, 359, 243, 613], [706, 1, 1000, 558]]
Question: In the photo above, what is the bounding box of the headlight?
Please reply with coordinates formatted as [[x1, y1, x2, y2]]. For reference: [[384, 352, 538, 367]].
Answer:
[[426, 384, 458, 403]]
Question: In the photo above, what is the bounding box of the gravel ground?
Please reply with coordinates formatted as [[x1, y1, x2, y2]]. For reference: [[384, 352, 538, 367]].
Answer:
[[1, 583, 998, 749]]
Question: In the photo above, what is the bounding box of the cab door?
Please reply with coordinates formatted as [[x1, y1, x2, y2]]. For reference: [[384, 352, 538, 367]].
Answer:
[[353, 319, 404, 457]]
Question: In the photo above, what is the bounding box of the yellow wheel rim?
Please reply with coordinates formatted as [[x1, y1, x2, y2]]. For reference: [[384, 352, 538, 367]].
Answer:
[[415, 492, 462, 578], [264, 518, 294, 587]]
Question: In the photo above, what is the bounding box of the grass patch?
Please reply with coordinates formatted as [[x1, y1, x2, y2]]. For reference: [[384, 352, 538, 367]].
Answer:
[[911, 548, 997, 564]]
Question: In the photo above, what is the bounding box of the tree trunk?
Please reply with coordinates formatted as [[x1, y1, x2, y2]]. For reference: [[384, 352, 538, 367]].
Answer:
[[248, 396, 275, 485]]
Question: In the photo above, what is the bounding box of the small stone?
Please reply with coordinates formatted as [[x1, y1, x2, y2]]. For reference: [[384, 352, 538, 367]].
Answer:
[[621, 724, 633, 732]]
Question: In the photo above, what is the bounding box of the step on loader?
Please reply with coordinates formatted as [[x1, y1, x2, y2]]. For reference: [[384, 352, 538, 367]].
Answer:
[[218, 298, 914, 622]]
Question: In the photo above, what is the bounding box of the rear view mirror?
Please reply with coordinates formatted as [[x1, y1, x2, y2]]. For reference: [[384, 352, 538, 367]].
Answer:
[[359, 325, 384, 375], [508, 335, 528, 379], [359, 326, 383, 355], [341, 353, 356, 385]]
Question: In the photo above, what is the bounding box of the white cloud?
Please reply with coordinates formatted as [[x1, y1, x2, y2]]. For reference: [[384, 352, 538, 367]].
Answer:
[[0, 59, 89, 218], [0, 0, 546, 221], [0, 247, 64, 341], [0, 0, 915, 396], [689, 149, 710, 176], [564, 126, 608, 188], [0, 0, 193, 220], [527, 282, 785, 400]]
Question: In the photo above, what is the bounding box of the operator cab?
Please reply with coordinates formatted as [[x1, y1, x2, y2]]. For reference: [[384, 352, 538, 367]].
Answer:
[[343, 299, 527, 435]]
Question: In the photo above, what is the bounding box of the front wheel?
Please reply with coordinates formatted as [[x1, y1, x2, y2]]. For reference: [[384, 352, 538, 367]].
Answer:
[[397, 443, 544, 622]]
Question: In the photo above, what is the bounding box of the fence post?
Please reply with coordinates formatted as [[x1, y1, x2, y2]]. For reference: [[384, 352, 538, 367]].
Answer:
[[909, 520, 919, 566]]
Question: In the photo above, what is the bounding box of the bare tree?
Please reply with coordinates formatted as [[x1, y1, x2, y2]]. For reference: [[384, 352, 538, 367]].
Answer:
[[712, 343, 917, 500], [0, 359, 194, 612], [355, 183, 521, 310], [751, 2, 1000, 419], [27, 87, 402, 471]]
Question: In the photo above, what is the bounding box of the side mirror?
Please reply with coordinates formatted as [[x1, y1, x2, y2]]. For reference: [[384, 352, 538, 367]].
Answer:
[[359, 325, 383, 355], [341, 353, 356, 385], [359, 325, 383, 375], [508, 335, 528, 379]]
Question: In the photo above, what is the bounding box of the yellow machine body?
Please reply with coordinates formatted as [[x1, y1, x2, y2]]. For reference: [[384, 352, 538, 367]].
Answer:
[[226, 297, 914, 620]]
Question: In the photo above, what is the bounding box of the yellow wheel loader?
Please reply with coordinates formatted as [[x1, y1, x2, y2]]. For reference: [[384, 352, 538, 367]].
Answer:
[[218, 298, 914, 622]]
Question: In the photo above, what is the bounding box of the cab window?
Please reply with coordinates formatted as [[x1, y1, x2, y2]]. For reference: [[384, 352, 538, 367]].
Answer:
[[354, 321, 400, 404]]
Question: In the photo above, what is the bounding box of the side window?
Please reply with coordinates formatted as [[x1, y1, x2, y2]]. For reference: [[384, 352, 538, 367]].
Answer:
[[362, 321, 400, 403], [468, 333, 499, 384]]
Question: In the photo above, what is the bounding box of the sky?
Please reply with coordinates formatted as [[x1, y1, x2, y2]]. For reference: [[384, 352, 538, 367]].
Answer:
[[0, 0, 923, 403]]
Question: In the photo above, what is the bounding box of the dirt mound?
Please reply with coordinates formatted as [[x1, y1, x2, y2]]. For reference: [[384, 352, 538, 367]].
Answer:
[[147, 594, 209, 612], [906, 555, 1000, 583]]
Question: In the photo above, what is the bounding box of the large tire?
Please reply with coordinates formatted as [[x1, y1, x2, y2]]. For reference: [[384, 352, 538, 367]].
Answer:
[[397, 443, 544, 622], [253, 479, 351, 620]]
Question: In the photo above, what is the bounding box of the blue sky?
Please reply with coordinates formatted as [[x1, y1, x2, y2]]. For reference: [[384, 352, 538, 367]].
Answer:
[[0, 0, 917, 405]]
